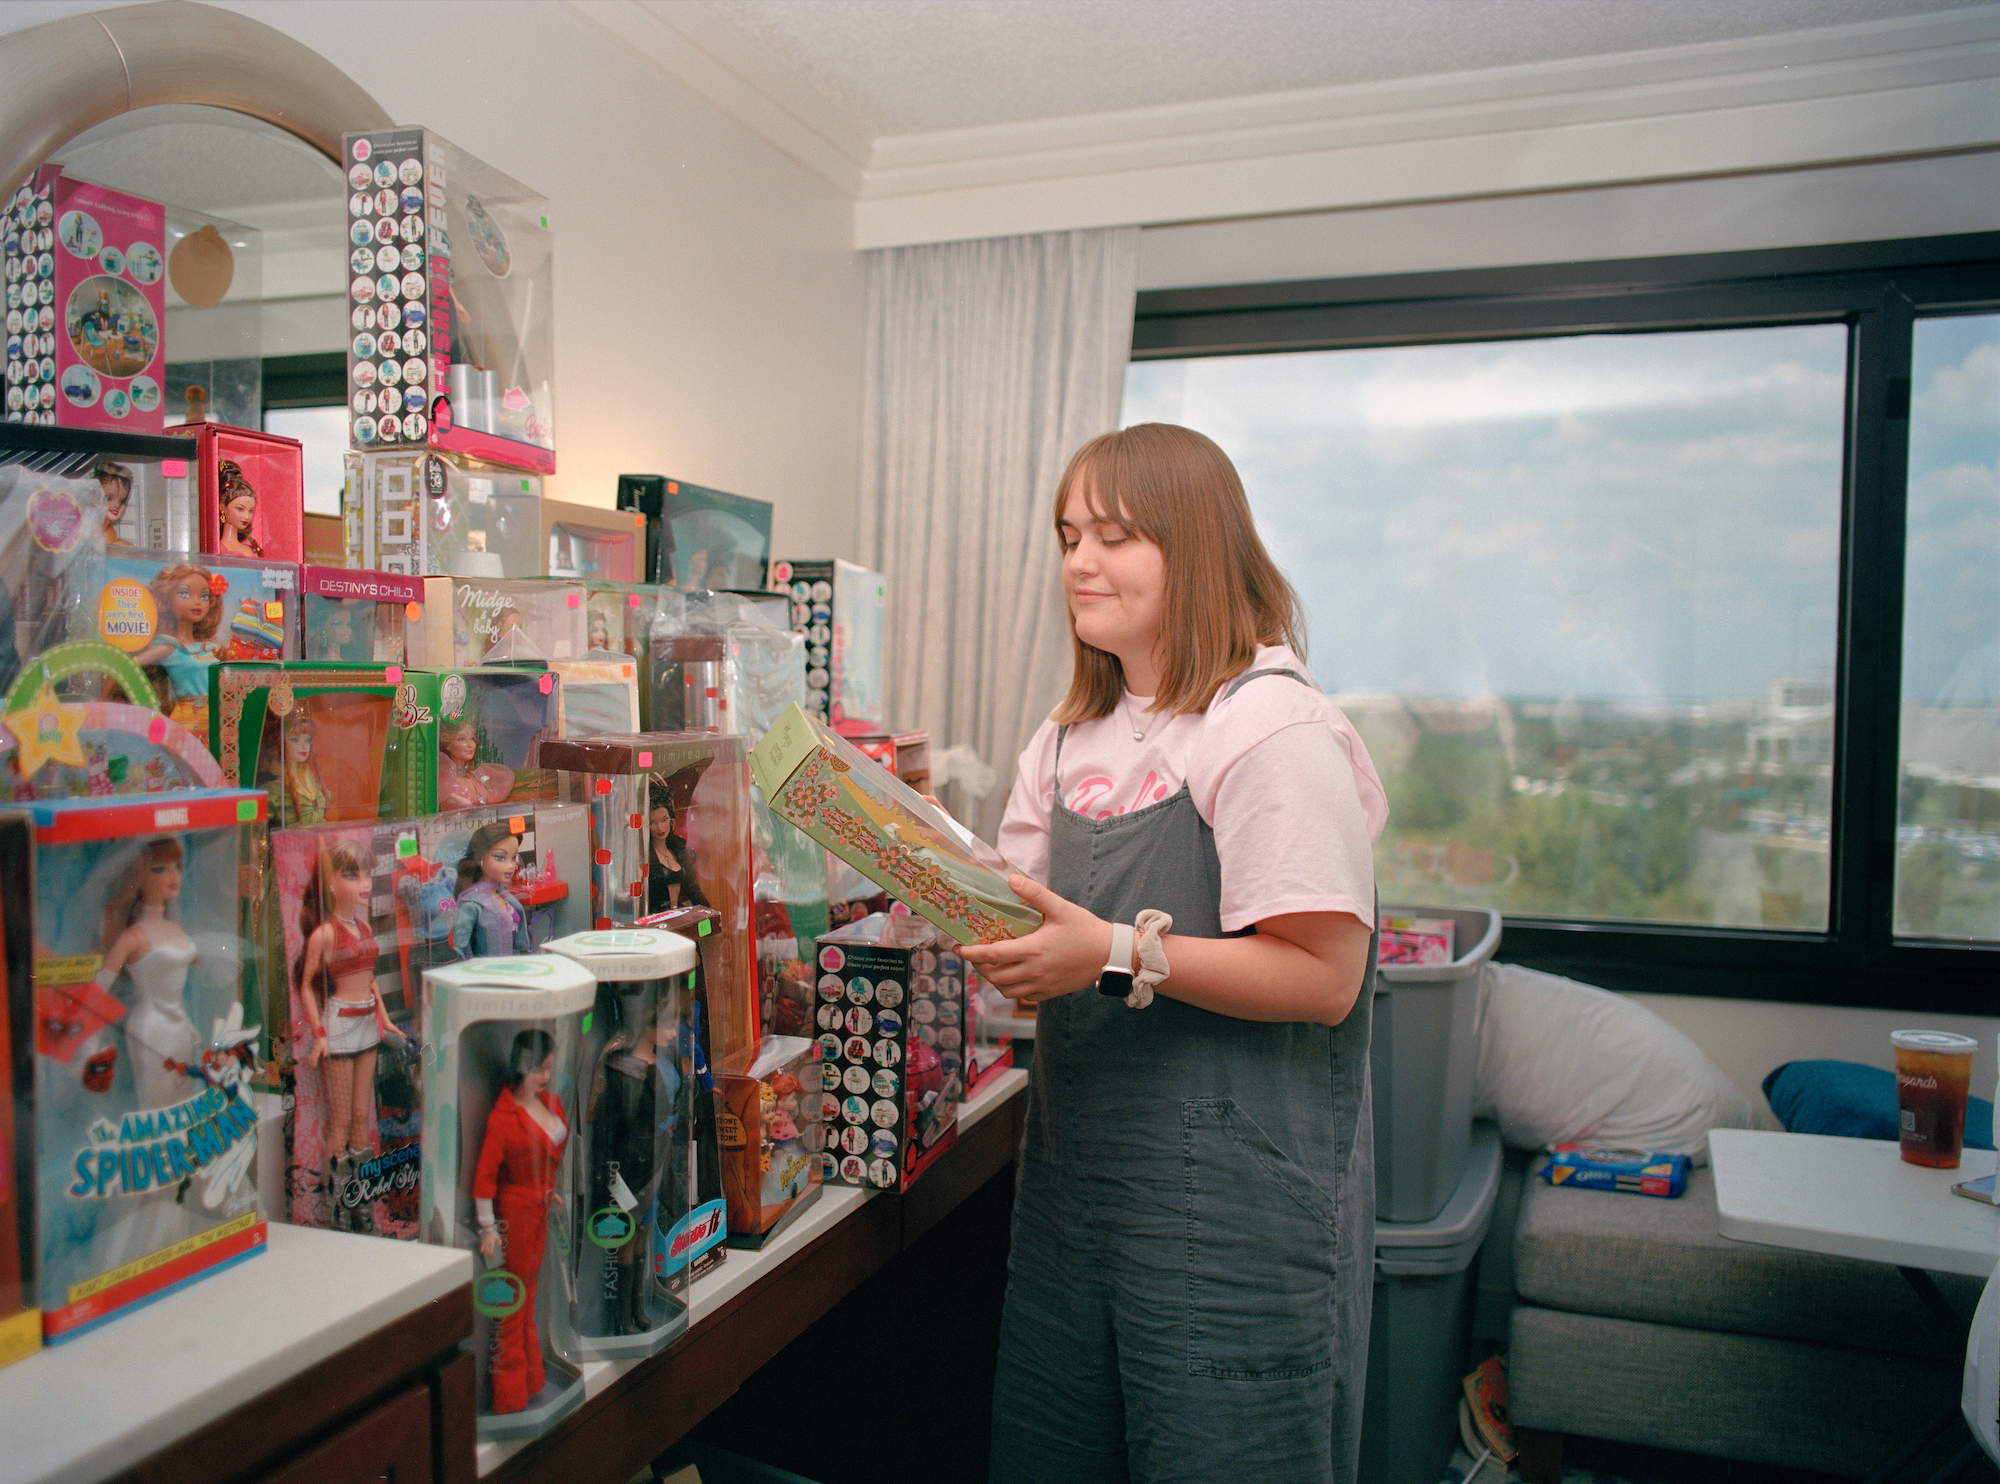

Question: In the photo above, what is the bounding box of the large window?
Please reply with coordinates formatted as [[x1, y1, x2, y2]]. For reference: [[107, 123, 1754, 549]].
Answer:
[[1129, 236, 1999, 1011]]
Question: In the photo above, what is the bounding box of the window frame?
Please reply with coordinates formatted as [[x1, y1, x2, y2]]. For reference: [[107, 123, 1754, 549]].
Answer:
[[1132, 231, 2000, 1014]]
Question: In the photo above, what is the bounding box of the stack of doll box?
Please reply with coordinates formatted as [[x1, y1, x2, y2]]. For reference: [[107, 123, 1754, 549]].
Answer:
[[336, 126, 557, 582]]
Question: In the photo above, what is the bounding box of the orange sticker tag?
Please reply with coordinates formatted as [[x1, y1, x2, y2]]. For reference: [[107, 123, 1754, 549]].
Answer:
[[407, 602, 422, 621], [509, 816, 525, 834]]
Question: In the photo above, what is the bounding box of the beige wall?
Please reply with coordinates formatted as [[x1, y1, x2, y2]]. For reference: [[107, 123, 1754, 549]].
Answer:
[[6, 0, 867, 560]]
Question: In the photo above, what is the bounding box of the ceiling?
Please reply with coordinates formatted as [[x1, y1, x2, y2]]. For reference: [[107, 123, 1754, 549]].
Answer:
[[584, 0, 2000, 246], [682, 0, 1991, 139]]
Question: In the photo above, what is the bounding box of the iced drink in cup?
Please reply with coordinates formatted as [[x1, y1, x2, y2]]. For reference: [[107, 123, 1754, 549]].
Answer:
[[1891, 1030, 1979, 1168]]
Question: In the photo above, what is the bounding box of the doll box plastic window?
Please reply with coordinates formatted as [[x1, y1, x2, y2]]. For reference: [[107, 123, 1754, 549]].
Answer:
[[751, 703, 1039, 947], [180, 421, 304, 566], [713, 1033, 822, 1250], [26, 788, 267, 1342], [343, 448, 543, 578], [814, 912, 966, 1193], [4, 169, 166, 436], [300, 565, 423, 665], [419, 956, 593, 1437], [410, 575, 586, 669], [340, 128, 555, 472]]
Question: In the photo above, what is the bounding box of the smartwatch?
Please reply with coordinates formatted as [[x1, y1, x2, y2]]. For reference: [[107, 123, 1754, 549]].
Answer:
[[1096, 921, 1135, 998]]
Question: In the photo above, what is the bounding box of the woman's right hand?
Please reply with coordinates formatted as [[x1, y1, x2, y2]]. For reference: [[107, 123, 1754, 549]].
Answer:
[[480, 1228, 500, 1261], [309, 1028, 327, 1067]]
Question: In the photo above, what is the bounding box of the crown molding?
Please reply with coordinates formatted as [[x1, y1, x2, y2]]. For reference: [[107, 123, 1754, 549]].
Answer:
[[555, 2, 2000, 252], [561, 0, 869, 194]]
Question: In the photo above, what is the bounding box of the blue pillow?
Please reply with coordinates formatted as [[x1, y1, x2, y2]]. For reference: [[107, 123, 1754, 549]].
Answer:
[[1763, 1059, 1994, 1149]]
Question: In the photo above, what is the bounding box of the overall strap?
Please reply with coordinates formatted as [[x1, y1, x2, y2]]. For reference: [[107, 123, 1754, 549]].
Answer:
[[1221, 666, 1314, 701]]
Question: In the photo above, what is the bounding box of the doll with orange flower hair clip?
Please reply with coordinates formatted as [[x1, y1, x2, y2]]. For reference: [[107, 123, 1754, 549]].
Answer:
[[131, 563, 227, 733]]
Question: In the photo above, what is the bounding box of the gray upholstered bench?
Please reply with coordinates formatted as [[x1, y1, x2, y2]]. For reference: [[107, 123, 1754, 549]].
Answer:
[[1506, 1161, 1979, 1479]]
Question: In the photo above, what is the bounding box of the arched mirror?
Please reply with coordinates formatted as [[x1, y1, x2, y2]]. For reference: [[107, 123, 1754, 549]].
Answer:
[[2, 0, 389, 511]]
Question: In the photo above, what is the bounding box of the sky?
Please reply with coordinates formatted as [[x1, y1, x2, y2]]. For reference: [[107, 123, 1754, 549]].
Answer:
[[1124, 316, 1999, 707]]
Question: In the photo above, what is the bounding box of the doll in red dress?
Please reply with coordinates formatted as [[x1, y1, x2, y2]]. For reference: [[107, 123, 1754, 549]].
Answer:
[[473, 1028, 567, 1414]]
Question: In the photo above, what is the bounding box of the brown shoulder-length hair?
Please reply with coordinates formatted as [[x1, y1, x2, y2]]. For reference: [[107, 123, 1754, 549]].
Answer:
[[1051, 423, 1305, 724]]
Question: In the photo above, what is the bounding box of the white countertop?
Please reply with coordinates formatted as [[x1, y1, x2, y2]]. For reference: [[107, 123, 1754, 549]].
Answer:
[[0, 1224, 472, 1484], [1709, 1127, 2000, 1278], [475, 1065, 1028, 1477]]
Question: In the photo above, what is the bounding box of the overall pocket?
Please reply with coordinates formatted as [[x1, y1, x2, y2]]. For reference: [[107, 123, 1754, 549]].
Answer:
[[1182, 1097, 1338, 1380]]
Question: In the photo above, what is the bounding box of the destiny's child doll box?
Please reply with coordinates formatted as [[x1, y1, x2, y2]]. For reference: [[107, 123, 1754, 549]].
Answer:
[[751, 704, 1040, 947], [421, 956, 593, 1439], [301, 565, 424, 664], [29, 789, 267, 1342], [813, 913, 966, 1193]]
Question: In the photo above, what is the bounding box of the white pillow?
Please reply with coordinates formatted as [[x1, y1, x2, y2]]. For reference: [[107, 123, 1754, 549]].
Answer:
[[1472, 961, 1757, 1164]]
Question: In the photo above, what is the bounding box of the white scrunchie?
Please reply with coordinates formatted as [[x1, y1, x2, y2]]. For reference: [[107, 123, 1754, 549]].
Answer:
[[1125, 909, 1173, 1009]]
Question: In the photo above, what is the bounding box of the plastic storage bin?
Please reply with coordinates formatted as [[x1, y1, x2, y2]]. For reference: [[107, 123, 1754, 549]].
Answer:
[[1360, 1119, 1504, 1484], [1372, 905, 1501, 1223]]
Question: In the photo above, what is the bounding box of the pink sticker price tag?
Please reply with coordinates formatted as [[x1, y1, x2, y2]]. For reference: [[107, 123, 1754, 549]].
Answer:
[[385, 666, 403, 683], [146, 715, 167, 744], [539, 675, 553, 694], [566, 593, 581, 607]]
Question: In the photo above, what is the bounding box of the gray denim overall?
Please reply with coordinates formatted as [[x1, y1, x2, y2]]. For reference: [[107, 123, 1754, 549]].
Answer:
[[990, 670, 1377, 1484]]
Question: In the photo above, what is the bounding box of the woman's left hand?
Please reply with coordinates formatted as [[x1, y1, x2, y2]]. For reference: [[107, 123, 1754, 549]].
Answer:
[[959, 876, 1111, 1006]]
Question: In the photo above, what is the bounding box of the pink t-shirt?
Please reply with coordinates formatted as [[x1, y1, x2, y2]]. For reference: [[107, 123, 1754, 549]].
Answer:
[[997, 645, 1387, 932]]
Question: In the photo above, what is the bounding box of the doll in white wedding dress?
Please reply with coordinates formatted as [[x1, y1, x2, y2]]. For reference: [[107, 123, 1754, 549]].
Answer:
[[95, 838, 202, 1261]]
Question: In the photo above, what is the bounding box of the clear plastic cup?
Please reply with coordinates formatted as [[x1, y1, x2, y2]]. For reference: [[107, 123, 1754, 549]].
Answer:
[[1891, 1029, 1978, 1168]]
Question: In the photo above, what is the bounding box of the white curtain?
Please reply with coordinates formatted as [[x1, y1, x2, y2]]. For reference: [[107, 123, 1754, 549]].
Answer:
[[859, 227, 1139, 839]]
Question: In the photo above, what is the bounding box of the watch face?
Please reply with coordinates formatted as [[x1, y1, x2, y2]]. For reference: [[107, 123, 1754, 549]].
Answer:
[[1097, 971, 1136, 998]]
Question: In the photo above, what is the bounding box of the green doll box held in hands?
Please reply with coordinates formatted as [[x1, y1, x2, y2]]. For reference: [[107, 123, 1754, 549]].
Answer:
[[751, 703, 1041, 947]]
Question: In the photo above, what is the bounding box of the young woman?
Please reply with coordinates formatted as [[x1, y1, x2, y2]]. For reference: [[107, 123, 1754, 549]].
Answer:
[[295, 837, 405, 1234], [216, 459, 262, 557], [473, 1029, 567, 1413], [960, 424, 1387, 1484], [453, 821, 531, 958]]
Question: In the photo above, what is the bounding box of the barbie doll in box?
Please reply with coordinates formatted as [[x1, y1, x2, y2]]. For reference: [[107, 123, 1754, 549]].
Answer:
[[132, 563, 223, 733], [255, 712, 329, 826], [452, 821, 531, 959], [474, 1028, 567, 1413], [94, 839, 200, 1257], [217, 460, 263, 558], [296, 837, 406, 1232], [438, 716, 515, 811]]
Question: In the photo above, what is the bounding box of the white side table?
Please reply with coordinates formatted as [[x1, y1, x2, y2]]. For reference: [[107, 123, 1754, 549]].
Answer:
[[1709, 1128, 2000, 1278], [1710, 1128, 2000, 1484]]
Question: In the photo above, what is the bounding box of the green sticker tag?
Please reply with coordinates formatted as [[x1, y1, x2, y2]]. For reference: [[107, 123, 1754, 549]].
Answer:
[[698, 919, 712, 936], [235, 798, 258, 822], [581, 1010, 593, 1034], [397, 835, 418, 858], [540, 215, 550, 229]]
